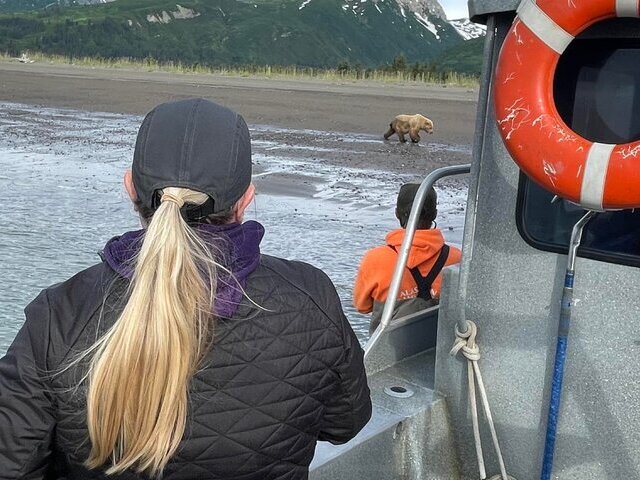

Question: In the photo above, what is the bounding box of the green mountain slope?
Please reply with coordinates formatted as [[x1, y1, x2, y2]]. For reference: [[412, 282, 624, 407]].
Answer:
[[433, 35, 483, 74], [0, 0, 470, 67]]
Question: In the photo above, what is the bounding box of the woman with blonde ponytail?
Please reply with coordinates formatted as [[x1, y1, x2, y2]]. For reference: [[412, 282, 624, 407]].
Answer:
[[85, 186, 229, 474], [0, 98, 371, 479]]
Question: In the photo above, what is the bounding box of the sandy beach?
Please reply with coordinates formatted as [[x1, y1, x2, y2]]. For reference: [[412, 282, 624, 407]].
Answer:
[[0, 60, 477, 174]]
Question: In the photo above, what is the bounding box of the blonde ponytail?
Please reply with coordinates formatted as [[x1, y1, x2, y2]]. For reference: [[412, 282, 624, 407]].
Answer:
[[85, 187, 221, 475]]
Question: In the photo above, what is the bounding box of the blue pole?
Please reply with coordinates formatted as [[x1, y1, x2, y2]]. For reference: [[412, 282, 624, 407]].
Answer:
[[540, 211, 595, 480], [540, 271, 573, 480]]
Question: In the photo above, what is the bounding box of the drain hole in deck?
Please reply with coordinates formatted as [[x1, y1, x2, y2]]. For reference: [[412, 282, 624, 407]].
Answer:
[[384, 385, 415, 398]]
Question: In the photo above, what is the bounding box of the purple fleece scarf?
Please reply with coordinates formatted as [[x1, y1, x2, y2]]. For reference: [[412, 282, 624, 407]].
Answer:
[[102, 220, 265, 318]]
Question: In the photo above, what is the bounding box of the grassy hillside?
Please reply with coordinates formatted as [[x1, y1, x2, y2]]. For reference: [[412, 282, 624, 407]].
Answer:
[[0, 0, 466, 68], [433, 36, 483, 74]]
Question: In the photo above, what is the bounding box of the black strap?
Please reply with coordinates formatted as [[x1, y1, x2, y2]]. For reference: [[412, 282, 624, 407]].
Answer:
[[388, 244, 450, 300], [417, 244, 450, 299], [152, 191, 217, 223]]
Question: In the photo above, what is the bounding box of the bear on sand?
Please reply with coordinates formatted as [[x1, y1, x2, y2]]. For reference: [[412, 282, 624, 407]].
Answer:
[[384, 114, 434, 143]]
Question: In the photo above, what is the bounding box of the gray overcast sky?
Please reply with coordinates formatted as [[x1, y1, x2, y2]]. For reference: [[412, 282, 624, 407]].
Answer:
[[440, 0, 469, 19]]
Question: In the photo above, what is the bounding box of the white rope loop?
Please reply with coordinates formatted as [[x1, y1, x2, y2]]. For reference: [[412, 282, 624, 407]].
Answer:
[[452, 321, 481, 361], [451, 320, 514, 480]]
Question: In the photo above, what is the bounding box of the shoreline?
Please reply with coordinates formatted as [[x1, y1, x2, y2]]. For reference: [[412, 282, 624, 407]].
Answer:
[[0, 60, 479, 101], [0, 60, 478, 148]]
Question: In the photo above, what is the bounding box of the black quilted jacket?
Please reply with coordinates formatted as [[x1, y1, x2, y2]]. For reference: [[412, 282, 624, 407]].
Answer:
[[0, 255, 371, 479]]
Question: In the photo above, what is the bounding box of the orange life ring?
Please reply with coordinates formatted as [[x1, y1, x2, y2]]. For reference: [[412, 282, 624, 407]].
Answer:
[[494, 0, 640, 210]]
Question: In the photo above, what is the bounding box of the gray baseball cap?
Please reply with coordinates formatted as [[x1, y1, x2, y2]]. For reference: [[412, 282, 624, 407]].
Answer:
[[132, 98, 252, 214]]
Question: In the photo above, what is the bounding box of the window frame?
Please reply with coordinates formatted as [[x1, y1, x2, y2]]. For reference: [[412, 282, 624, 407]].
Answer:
[[515, 173, 640, 269]]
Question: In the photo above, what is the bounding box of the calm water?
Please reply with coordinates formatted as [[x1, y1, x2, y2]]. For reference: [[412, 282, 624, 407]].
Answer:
[[0, 103, 467, 354]]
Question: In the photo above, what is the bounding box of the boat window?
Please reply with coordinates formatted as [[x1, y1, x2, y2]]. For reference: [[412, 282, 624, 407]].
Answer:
[[516, 19, 640, 267]]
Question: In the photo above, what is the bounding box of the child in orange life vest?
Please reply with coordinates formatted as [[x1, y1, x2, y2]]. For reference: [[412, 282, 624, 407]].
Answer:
[[353, 183, 461, 334]]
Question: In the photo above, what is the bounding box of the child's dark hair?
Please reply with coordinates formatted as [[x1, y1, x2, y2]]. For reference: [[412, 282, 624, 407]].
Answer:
[[395, 183, 437, 229]]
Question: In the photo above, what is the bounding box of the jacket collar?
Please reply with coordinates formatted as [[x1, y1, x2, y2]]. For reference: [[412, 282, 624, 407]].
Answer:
[[102, 220, 265, 318]]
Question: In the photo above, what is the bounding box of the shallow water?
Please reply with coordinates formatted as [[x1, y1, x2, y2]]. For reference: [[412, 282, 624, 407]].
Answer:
[[0, 103, 468, 354]]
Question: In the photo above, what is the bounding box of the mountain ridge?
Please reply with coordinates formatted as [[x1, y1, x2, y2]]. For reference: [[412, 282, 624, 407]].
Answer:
[[0, 0, 485, 72]]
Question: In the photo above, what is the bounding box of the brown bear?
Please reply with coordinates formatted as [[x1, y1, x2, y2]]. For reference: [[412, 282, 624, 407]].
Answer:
[[384, 114, 434, 143]]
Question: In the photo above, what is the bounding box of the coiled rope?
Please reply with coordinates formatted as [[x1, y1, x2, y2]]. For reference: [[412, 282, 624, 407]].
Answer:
[[450, 320, 514, 480]]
